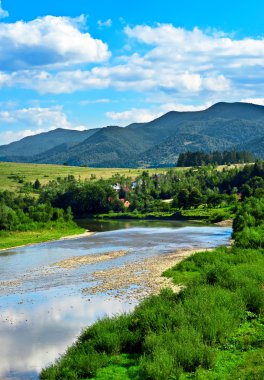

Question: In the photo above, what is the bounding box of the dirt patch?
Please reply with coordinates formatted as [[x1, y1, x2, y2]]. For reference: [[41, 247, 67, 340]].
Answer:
[[0, 280, 21, 288], [58, 231, 95, 241], [214, 219, 233, 227], [53, 250, 129, 269], [83, 248, 211, 301]]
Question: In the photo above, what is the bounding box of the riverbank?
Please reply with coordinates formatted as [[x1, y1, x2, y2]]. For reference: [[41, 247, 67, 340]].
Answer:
[[0, 224, 87, 251], [41, 245, 264, 380], [83, 247, 213, 301], [92, 206, 235, 224]]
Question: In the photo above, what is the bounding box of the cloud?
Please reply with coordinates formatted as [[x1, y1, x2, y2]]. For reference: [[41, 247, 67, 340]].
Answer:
[[160, 102, 213, 113], [0, 294, 134, 378], [241, 98, 264, 106], [106, 102, 212, 125], [0, 16, 110, 70], [2, 69, 110, 94], [97, 19, 112, 28], [0, 107, 71, 128], [0, 106, 87, 144], [0, 22, 263, 106], [0, 128, 47, 145], [80, 98, 111, 105], [106, 108, 161, 125], [0, 1, 8, 19]]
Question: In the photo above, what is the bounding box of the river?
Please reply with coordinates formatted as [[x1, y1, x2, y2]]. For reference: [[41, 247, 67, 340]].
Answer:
[[0, 220, 231, 379]]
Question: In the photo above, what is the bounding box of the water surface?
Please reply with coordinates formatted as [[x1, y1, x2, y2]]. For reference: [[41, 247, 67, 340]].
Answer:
[[0, 220, 231, 379]]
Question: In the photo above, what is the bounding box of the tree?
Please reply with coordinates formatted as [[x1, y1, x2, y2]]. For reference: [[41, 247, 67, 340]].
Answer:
[[189, 188, 204, 208], [177, 189, 190, 209], [33, 179, 41, 190]]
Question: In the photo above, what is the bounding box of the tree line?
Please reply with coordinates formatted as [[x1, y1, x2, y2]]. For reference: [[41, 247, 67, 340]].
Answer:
[[177, 151, 254, 167], [1, 161, 264, 231]]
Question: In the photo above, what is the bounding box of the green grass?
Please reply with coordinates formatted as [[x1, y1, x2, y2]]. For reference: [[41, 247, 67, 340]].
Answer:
[[95, 207, 234, 223], [180, 206, 235, 222], [95, 211, 177, 220], [0, 162, 170, 191], [0, 222, 85, 250], [181, 317, 264, 379], [40, 246, 264, 379]]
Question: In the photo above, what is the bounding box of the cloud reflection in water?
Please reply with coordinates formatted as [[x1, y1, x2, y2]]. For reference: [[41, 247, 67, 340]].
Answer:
[[0, 293, 135, 379]]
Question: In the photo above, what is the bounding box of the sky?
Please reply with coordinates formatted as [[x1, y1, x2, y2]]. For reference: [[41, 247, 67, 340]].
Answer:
[[0, 0, 264, 145]]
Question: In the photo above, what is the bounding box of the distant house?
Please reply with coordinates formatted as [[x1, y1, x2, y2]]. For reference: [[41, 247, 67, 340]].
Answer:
[[120, 198, 131, 208], [112, 183, 121, 191]]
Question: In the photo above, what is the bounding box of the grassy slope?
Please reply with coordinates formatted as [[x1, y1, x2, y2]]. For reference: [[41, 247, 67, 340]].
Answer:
[[0, 162, 169, 191], [40, 246, 264, 379], [0, 223, 85, 250]]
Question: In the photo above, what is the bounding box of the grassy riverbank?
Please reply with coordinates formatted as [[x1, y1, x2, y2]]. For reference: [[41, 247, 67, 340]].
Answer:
[[40, 245, 264, 379], [0, 222, 85, 250], [94, 205, 235, 223]]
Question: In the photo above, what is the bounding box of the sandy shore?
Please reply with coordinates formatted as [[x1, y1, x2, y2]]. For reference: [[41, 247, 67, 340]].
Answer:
[[58, 231, 95, 241], [53, 250, 129, 269], [214, 219, 233, 227], [0, 245, 214, 300], [83, 247, 212, 301]]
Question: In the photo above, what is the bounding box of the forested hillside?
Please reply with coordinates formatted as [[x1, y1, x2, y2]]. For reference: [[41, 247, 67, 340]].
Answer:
[[1, 102, 264, 167]]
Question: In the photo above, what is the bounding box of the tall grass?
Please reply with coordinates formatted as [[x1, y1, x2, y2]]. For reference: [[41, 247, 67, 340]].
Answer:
[[41, 245, 264, 379]]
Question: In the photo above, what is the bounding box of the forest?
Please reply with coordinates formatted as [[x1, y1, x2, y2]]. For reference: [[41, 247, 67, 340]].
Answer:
[[177, 151, 254, 167], [1, 162, 264, 233]]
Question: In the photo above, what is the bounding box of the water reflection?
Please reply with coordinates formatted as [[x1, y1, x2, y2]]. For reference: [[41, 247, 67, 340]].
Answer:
[[0, 221, 232, 379], [0, 291, 135, 380], [76, 218, 204, 232]]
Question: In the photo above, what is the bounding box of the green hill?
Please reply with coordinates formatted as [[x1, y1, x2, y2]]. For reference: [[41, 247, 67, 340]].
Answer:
[[1, 102, 264, 167], [0, 128, 99, 158]]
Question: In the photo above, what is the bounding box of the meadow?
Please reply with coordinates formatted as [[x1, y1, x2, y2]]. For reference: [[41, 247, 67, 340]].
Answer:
[[0, 161, 245, 192], [0, 162, 169, 191]]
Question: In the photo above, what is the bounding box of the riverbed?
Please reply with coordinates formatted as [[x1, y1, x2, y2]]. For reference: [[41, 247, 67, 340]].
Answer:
[[0, 220, 231, 379]]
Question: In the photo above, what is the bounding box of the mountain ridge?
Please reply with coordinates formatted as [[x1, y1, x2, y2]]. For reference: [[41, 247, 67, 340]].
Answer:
[[1, 102, 264, 167]]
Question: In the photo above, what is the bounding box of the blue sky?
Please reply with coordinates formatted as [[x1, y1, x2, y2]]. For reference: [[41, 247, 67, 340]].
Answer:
[[0, 0, 264, 144]]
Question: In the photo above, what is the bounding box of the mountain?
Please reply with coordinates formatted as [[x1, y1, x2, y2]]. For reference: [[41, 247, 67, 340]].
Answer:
[[0, 128, 99, 159], [1, 102, 264, 167], [134, 133, 234, 167], [33, 126, 153, 167], [240, 136, 264, 159]]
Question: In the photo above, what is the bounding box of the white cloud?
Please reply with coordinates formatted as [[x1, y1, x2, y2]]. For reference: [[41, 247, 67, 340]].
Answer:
[[160, 102, 213, 113], [106, 108, 162, 125], [0, 1, 8, 19], [106, 102, 212, 125], [241, 98, 264, 106], [0, 22, 263, 106], [125, 24, 264, 62], [97, 19, 112, 28], [0, 16, 110, 70], [0, 107, 71, 128], [0, 128, 47, 145], [80, 98, 111, 105], [0, 107, 87, 144], [5, 69, 110, 94]]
